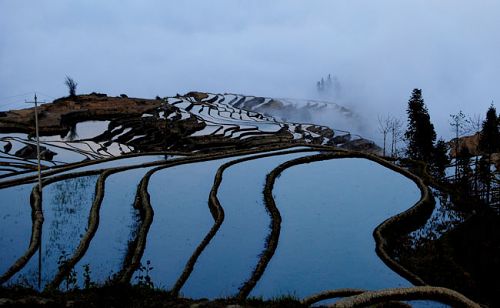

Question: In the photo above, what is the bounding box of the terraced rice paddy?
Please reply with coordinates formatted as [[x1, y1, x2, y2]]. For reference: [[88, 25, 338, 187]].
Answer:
[[0, 184, 33, 275], [251, 158, 419, 299], [0, 93, 478, 306], [137, 158, 234, 291], [74, 167, 157, 287], [182, 152, 320, 299], [11, 175, 99, 288]]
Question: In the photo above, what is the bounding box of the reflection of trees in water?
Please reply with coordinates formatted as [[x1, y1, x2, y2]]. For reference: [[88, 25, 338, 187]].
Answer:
[[120, 201, 141, 275], [45, 176, 98, 271], [408, 190, 466, 248], [66, 124, 78, 141], [14, 270, 38, 288]]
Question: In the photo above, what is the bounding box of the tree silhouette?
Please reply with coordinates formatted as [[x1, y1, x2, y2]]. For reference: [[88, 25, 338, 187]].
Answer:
[[378, 115, 391, 156], [478, 104, 499, 205], [450, 111, 469, 179], [404, 89, 436, 161], [479, 104, 499, 156], [433, 139, 450, 180], [389, 117, 404, 157], [456, 146, 473, 197], [65, 76, 78, 97]]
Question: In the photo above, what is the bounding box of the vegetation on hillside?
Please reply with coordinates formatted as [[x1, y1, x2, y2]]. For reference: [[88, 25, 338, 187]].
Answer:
[[385, 88, 500, 307]]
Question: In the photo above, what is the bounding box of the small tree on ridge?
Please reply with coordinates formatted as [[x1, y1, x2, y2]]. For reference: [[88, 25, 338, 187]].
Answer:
[[65, 76, 78, 97]]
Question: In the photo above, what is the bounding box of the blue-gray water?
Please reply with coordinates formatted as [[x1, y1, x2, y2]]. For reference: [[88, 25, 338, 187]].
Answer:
[[11, 175, 98, 289], [0, 151, 450, 307], [74, 167, 155, 287], [182, 152, 319, 298], [135, 158, 236, 289], [136, 148, 316, 291], [0, 184, 33, 276], [251, 158, 419, 298]]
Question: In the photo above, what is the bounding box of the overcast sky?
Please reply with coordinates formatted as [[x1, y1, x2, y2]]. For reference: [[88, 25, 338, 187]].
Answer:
[[1, 0, 499, 138]]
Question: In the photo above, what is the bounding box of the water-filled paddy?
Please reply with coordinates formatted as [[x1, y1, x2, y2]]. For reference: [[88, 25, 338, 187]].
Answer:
[[0, 184, 33, 276], [134, 157, 240, 289], [251, 158, 420, 298], [0, 150, 442, 304], [0, 154, 171, 184], [408, 189, 464, 245], [136, 148, 318, 291], [10, 175, 98, 289], [182, 152, 319, 299], [73, 167, 156, 287]]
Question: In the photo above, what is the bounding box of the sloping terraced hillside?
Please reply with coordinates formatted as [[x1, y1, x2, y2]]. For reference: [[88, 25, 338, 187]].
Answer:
[[0, 92, 376, 181], [0, 92, 479, 307]]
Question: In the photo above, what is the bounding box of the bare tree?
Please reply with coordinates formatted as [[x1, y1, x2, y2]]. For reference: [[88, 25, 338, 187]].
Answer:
[[466, 113, 483, 195], [378, 114, 391, 156], [389, 117, 404, 157], [467, 113, 483, 134], [64, 76, 78, 97], [450, 111, 469, 179]]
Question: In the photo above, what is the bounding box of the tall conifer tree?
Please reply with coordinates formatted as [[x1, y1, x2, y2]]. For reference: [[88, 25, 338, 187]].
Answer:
[[404, 89, 436, 161], [478, 104, 499, 205], [479, 105, 499, 155]]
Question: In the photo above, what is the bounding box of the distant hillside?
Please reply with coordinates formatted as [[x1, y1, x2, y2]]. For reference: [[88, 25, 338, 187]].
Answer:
[[0, 92, 380, 176]]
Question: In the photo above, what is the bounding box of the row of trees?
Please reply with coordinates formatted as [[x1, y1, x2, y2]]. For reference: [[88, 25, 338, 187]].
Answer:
[[377, 115, 403, 157], [407, 89, 498, 208], [380, 88, 499, 209], [315, 74, 341, 98]]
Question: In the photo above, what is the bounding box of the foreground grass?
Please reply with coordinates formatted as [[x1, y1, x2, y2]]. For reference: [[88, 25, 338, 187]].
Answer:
[[0, 285, 308, 307]]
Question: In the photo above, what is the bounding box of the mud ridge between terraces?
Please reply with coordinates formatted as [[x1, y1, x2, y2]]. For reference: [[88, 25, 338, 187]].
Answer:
[[46, 168, 120, 290], [112, 168, 154, 285], [238, 151, 434, 300], [0, 145, 315, 286], [0, 170, 108, 286], [0, 151, 193, 189], [170, 147, 330, 297], [0, 154, 194, 286], [0, 184, 43, 285], [301, 288, 366, 306], [1, 144, 431, 298], [303, 286, 480, 307], [98, 144, 337, 285]]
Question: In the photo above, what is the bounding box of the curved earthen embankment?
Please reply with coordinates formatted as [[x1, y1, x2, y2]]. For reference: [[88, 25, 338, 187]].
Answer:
[[48, 145, 322, 286], [0, 144, 333, 288], [0, 184, 43, 285], [237, 151, 434, 299], [45, 170, 108, 290], [0, 150, 192, 189], [0, 140, 338, 189], [112, 169, 154, 285], [1, 144, 397, 293], [301, 288, 366, 306], [0, 150, 236, 286], [108, 144, 334, 286], [170, 147, 328, 297], [324, 286, 480, 307], [0, 169, 102, 286], [1, 153, 202, 287]]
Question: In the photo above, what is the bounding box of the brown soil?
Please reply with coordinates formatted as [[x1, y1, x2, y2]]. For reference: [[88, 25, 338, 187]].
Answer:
[[0, 94, 164, 136], [449, 133, 500, 170]]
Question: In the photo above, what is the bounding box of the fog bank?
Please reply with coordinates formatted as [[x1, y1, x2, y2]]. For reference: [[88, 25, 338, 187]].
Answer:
[[1, 0, 499, 140]]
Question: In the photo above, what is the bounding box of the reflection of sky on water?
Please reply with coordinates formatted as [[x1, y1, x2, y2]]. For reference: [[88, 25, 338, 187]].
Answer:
[[182, 152, 319, 299], [11, 175, 97, 289], [75, 167, 154, 287], [252, 158, 419, 298], [0, 184, 33, 276], [136, 158, 235, 290]]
